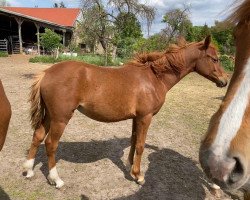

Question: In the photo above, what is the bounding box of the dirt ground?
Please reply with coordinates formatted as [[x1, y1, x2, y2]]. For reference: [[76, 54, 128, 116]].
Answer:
[[0, 55, 244, 200]]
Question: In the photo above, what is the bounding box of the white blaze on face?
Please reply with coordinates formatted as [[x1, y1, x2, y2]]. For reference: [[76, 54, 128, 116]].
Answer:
[[212, 58, 250, 156]]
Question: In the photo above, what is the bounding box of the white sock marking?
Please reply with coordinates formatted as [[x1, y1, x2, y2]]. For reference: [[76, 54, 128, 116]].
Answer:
[[48, 166, 64, 188], [23, 159, 35, 178], [212, 58, 250, 155]]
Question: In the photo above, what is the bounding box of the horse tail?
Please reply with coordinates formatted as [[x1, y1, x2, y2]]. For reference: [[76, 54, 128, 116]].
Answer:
[[29, 72, 45, 130]]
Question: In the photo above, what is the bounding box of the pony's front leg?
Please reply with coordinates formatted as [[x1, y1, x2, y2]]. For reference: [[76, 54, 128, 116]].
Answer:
[[130, 114, 152, 185], [45, 121, 67, 189], [126, 119, 136, 169]]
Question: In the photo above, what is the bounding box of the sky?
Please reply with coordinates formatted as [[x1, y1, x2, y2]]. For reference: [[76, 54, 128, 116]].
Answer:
[[6, 0, 236, 35]]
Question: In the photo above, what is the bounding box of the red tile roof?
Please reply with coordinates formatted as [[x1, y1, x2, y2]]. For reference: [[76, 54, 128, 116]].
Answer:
[[0, 7, 80, 27]]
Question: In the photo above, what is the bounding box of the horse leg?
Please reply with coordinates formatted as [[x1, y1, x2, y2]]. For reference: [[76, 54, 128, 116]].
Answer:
[[130, 114, 152, 185], [45, 120, 68, 189], [126, 119, 136, 168], [23, 115, 50, 178]]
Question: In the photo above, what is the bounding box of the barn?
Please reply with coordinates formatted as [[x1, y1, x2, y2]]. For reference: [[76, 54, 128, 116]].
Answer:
[[0, 7, 80, 54]]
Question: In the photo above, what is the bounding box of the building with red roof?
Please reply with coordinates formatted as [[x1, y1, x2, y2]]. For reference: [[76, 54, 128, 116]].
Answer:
[[0, 7, 81, 54]]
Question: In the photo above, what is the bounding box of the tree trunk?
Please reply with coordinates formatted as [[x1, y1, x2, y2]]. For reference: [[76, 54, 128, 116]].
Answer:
[[111, 45, 117, 63], [99, 37, 107, 51]]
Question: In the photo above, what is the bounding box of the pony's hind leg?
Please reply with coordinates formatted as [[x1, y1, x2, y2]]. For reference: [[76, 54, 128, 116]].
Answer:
[[23, 115, 50, 178], [45, 120, 68, 189]]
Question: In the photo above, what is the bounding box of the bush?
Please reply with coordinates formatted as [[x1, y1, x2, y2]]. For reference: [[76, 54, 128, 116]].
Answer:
[[29, 54, 125, 66], [220, 55, 234, 71], [40, 28, 62, 53], [0, 51, 8, 57]]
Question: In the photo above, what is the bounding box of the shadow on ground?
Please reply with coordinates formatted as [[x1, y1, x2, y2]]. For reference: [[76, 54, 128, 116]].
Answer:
[[34, 137, 132, 180], [0, 187, 10, 200], [32, 137, 212, 199], [115, 148, 207, 200], [214, 96, 224, 101], [21, 73, 35, 79]]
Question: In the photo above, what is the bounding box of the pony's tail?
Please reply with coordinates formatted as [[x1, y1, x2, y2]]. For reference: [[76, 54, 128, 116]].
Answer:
[[29, 72, 45, 130]]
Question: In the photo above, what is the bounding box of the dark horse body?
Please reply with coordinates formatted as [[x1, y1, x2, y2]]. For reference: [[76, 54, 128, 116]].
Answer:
[[24, 36, 228, 188], [0, 80, 11, 151]]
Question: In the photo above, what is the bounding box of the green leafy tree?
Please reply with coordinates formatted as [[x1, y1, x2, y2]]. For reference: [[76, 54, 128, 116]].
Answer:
[[133, 33, 168, 52], [40, 28, 62, 52], [211, 21, 234, 55], [200, 24, 211, 39], [114, 12, 143, 57], [80, 0, 155, 52]]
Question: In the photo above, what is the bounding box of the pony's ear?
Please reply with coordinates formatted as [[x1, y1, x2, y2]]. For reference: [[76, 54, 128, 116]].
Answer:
[[177, 36, 187, 47], [204, 35, 211, 49]]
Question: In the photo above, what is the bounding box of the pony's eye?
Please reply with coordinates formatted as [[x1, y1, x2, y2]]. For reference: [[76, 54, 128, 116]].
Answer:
[[211, 58, 218, 63]]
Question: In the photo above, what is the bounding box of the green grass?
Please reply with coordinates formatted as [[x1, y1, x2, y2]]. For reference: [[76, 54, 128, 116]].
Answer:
[[0, 51, 8, 57], [29, 54, 126, 66]]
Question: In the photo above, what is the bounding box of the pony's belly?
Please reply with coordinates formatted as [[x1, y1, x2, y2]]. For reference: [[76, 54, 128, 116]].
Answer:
[[77, 103, 136, 122]]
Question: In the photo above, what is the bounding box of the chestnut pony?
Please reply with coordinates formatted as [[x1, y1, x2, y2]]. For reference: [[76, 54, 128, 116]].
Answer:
[[0, 80, 11, 151], [200, 0, 250, 199], [24, 36, 227, 188]]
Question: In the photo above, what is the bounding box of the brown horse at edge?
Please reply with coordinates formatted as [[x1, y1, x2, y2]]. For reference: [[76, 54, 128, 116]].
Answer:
[[23, 36, 228, 188], [0, 80, 11, 151]]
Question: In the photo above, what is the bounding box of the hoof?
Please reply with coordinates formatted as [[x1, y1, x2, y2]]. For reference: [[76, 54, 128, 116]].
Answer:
[[137, 175, 145, 185], [55, 179, 65, 189], [129, 165, 145, 185], [210, 184, 222, 198], [210, 183, 220, 190], [25, 170, 35, 178], [23, 159, 35, 179], [47, 175, 64, 189]]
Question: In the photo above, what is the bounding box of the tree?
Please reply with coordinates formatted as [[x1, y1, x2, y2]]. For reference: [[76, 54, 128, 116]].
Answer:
[[80, 0, 155, 52], [40, 28, 62, 56], [162, 5, 191, 44], [200, 24, 211, 39], [133, 32, 168, 52], [211, 21, 234, 55], [114, 12, 143, 57]]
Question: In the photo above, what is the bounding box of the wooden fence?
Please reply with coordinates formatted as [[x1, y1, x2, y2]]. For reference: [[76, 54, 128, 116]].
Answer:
[[0, 39, 8, 53]]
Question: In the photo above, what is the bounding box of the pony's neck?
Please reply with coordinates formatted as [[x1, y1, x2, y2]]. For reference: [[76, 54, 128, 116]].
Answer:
[[161, 46, 200, 90]]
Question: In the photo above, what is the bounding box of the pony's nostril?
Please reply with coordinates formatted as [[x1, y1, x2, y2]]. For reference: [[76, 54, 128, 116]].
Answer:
[[228, 157, 244, 184]]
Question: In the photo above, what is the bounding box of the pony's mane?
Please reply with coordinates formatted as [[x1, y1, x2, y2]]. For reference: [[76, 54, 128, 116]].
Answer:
[[227, 0, 250, 24], [132, 42, 198, 64], [133, 52, 164, 64], [129, 41, 202, 77]]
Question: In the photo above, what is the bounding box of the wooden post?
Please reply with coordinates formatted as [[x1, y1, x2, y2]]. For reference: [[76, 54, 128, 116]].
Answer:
[[15, 18, 24, 54], [34, 23, 40, 55], [62, 30, 66, 47]]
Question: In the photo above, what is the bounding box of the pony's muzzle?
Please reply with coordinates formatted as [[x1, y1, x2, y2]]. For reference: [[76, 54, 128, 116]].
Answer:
[[200, 149, 247, 190], [216, 77, 228, 88]]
